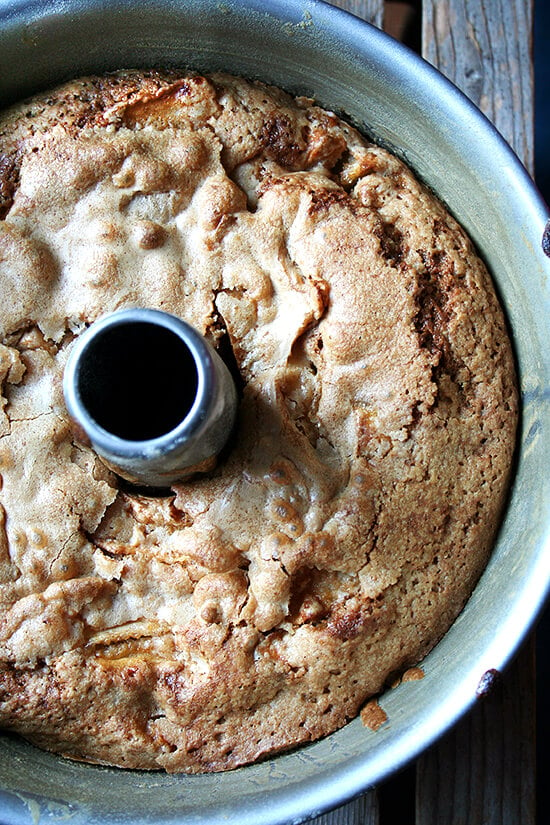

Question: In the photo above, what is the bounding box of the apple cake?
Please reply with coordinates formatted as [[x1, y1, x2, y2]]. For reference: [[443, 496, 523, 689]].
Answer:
[[0, 71, 517, 772]]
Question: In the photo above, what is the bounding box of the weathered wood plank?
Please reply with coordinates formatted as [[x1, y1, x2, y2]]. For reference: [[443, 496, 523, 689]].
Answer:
[[307, 792, 380, 825], [422, 0, 534, 170], [327, 0, 384, 29], [418, 2, 536, 823], [416, 640, 536, 825], [384, 2, 416, 40]]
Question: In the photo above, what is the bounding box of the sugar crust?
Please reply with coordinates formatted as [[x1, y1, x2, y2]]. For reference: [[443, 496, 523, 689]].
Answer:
[[0, 71, 517, 772]]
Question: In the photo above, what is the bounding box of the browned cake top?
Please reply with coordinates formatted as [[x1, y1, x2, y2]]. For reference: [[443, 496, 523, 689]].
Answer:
[[0, 71, 517, 772]]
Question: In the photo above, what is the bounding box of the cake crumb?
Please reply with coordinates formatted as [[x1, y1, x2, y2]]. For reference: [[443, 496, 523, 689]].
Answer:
[[476, 668, 501, 698], [360, 699, 388, 731], [0, 68, 518, 774], [402, 667, 425, 682]]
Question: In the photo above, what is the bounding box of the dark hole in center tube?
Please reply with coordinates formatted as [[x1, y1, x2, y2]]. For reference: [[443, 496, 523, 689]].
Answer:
[[78, 321, 199, 441]]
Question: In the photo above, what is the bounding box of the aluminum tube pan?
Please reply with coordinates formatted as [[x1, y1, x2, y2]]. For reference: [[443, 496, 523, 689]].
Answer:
[[0, 1, 549, 824], [62, 309, 238, 487]]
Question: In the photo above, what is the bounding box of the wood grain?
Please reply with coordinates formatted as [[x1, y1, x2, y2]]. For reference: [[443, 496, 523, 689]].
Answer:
[[416, 641, 536, 825], [308, 792, 379, 825], [422, 0, 534, 170], [327, 0, 384, 27]]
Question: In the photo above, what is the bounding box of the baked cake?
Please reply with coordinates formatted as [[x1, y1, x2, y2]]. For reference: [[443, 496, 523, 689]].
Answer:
[[0, 71, 517, 772]]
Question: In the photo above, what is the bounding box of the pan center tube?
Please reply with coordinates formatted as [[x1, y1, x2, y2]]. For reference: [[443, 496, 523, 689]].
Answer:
[[63, 308, 238, 488]]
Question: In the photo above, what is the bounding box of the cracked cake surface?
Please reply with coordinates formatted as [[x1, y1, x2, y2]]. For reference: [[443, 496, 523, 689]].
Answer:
[[0, 71, 517, 772]]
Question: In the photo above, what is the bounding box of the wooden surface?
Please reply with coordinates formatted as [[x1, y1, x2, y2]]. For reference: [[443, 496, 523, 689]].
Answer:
[[328, 0, 383, 28], [310, 2, 536, 824], [422, 0, 534, 174]]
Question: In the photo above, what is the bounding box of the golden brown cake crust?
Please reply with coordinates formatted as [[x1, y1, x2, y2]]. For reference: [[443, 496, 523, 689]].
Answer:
[[0, 71, 517, 772]]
